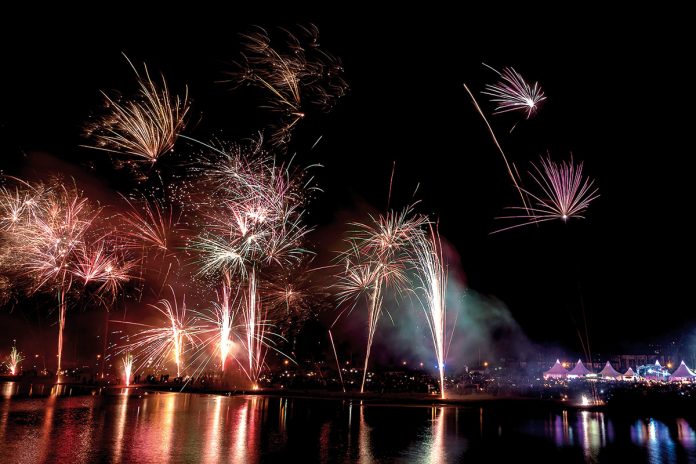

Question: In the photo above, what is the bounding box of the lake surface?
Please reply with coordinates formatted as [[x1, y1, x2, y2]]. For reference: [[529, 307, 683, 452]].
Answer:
[[1, 382, 696, 463]]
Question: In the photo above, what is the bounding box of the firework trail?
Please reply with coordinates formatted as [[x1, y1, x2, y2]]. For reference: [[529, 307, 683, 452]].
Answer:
[[229, 25, 347, 147], [84, 54, 190, 169], [493, 155, 599, 233], [413, 226, 448, 399], [121, 291, 203, 378], [122, 352, 134, 386], [186, 139, 315, 386], [74, 240, 136, 304], [2, 180, 99, 374], [335, 205, 428, 393], [7, 343, 24, 375], [482, 64, 546, 119], [462, 83, 530, 214], [119, 194, 177, 256]]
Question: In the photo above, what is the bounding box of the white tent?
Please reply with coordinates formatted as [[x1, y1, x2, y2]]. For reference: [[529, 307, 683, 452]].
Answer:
[[670, 361, 696, 382], [623, 367, 637, 381], [599, 361, 621, 380], [568, 359, 591, 378], [543, 359, 569, 379]]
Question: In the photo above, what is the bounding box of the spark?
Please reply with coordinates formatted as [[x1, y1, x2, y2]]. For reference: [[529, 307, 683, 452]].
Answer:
[[84, 54, 190, 167], [413, 226, 448, 399], [482, 65, 546, 118], [494, 155, 600, 233]]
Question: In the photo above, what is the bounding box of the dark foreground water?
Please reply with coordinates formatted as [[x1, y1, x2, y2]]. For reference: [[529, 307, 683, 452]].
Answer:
[[1, 382, 696, 463]]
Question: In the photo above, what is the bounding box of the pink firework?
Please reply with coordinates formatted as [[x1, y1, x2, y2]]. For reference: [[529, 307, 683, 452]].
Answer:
[[482, 65, 546, 118], [494, 155, 600, 233], [335, 206, 428, 393]]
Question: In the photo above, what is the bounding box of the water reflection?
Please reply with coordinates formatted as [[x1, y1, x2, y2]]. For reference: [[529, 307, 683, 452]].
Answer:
[[632, 418, 677, 463], [358, 401, 374, 464], [2, 382, 696, 462]]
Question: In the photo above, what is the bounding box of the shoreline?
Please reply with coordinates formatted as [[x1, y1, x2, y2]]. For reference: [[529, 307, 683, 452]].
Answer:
[[5, 377, 696, 414]]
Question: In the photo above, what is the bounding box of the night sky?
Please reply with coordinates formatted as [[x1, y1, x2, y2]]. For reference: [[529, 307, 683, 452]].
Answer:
[[1, 9, 693, 359]]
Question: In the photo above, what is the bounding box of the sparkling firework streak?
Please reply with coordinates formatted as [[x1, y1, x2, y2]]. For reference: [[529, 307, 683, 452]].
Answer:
[[413, 226, 448, 399], [122, 292, 203, 378], [7, 344, 24, 375], [335, 206, 428, 393], [482, 64, 546, 118], [4, 181, 99, 374], [230, 25, 347, 147], [493, 155, 600, 233], [122, 352, 134, 386], [74, 241, 136, 303], [85, 55, 190, 166], [185, 139, 314, 385], [119, 195, 177, 256]]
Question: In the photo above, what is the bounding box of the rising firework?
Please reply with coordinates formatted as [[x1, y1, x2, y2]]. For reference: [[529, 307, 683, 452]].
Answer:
[[229, 25, 347, 147], [335, 205, 428, 393], [84, 54, 190, 168], [185, 139, 313, 386], [482, 64, 546, 118], [7, 343, 24, 375], [413, 226, 448, 399], [121, 291, 202, 378], [122, 352, 134, 386], [4, 180, 100, 375], [493, 155, 600, 233]]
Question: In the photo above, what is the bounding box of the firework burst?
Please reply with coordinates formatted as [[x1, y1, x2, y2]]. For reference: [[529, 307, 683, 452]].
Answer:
[[335, 206, 428, 393], [494, 155, 600, 233], [229, 25, 347, 147], [122, 352, 134, 386], [121, 292, 203, 378], [413, 226, 448, 399], [6, 343, 24, 375], [482, 65, 546, 118], [85, 55, 190, 168]]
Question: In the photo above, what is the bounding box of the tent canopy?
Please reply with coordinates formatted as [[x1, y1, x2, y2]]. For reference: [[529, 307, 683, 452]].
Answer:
[[599, 361, 621, 379], [568, 359, 591, 376]]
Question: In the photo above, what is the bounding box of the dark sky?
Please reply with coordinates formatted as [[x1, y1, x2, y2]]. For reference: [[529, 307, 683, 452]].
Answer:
[[1, 8, 693, 359]]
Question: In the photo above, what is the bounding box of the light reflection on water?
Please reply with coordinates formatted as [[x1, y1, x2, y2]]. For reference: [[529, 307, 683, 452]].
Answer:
[[1, 382, 696, 463]]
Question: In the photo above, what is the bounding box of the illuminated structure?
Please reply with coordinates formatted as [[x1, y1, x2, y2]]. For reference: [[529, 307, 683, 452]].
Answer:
[[543, 359, 568, 379], [567, 359, 592, 379], [669, 361, 696, 382], [636, 360, 671, 381], [598, 361, 622, 380]]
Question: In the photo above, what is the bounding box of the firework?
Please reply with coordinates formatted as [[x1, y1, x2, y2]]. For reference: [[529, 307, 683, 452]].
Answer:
[[494, 155, 600, 233], [4, 181, 99, 374], [119, 195, 177, 255], [229, 25, 347, 147], [7, 343, 24, 375], [84, 55, 190, 167], [122, 352, 134, 386], [122, 291, 202, 378], [335, 206, 428, 393], [413, 226, 448, 399], [74, 240, 136, 303], [185, 140, 315, 385], [482, 65, 546, 118]]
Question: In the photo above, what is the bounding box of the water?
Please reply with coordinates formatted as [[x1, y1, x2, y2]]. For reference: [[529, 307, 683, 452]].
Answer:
[[1, 382, 696, 463]]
